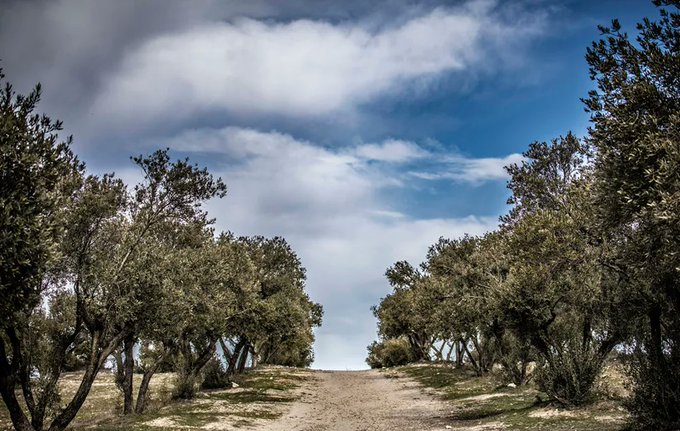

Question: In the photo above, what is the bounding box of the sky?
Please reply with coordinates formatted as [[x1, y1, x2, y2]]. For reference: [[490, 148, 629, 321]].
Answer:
[[0, 0, 658, 370]]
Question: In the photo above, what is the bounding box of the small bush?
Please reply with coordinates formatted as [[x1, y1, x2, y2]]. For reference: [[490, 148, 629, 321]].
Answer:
[[172, 371, 199, 399], [201, 356, 231, 390], [626, 351, 680, 430], [495, 332, 535, 386], [535, 353, 602, 406], [366, 338, 413, 368]]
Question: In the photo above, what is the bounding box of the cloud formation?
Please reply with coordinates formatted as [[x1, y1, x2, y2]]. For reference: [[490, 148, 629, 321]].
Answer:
[[146, 126, 510, 368], [0, 0, 544, 369], [353, 139, 429, 163], [88, 2, 544, 132], [409, 153, 525, 183]]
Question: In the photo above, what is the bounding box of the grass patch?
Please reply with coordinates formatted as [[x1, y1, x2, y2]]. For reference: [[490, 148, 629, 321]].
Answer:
[[208, 390, 295, 403], [396, 363, 628, 431], [0, 366, 308, 431], [400, 364, 500, 400]]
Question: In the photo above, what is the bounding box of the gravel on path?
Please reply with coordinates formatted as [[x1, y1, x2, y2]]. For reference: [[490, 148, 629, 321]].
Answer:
[[255, 369, 450, 431]]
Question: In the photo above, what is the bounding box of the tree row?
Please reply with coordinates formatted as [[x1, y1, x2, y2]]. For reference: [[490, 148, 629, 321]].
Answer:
[[0, 72, 322, 431], [369, 3, 679, 429]]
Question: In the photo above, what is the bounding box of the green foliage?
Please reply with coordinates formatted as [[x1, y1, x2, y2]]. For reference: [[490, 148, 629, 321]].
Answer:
[[0, 70, 321, 428], [172, 370, 199, 400], [366, 338, 413, 368], [234, 236, 323, 369], [373, 261, 432, 362], [584, 2, 680, 427], [625, 349, 680, 430], [200, 357, 231, 390], [534, 348, 602, 406], [368, 2, 680, 422], [0, 69, 82, 324]]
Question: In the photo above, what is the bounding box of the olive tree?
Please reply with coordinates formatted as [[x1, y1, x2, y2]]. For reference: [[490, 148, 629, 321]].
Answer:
[[114, 150, 226, 413], [585, 2, 680, 427], [499, 134, 629, 404]]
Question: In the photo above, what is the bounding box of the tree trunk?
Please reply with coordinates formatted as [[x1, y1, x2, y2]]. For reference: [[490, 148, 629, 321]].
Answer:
[[237, 344, 249, 374], [2, 322, 82, 431], [0, 339, 33, 431], [445, 341, 455, 362], [47, 330, 127, 431], [114, 349, 124, 387], [219, 338, 232, 363], [192, 342, 216, 376], [461, 338, 481, 375], [134, 367, 155, 414], [29, 360, 62, 430], [227, 338, 245, 376], [134, 371, 152, 414], [134, 344, 171, 414], [456, 340, 464, 367], [122, 335, 135, 415], [432, 341, 444, 362], [472, 336, 485, 373], [649, 303, 665, 371], [250, 345, 259, 369]]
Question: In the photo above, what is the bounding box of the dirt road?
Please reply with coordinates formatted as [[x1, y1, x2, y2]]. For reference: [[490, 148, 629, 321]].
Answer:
[[256, 369, 449, 431]]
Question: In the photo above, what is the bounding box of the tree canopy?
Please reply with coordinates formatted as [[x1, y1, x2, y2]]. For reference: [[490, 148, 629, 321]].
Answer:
[[369, 2, 680, 428], [0, 70, 322, 431]]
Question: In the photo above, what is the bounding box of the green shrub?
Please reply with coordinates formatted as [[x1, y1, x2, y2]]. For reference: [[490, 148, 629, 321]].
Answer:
[[201, 356, 231, 390], [626, 350, 680, 430], [535, 352, 603, 406], [172, 371, 199, 399], [366, 338, 413, 368]]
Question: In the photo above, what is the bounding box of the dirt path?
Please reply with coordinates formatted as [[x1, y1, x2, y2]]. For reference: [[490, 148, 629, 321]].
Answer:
[[256, 369, 450, 431]]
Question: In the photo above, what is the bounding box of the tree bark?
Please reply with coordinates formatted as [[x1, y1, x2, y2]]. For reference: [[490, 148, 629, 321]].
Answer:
[[47, 330, 127, 431], [472, 336, 485, 373], [192, 342, 217, 376], [219, 338, 232, 363], [456, 340, 464, 367], [0, 336, 34, 431], [461, 338, 481, 375], [237, 343, 250, 373], [227, 338, 246, 376], [649, 303, 665, 371], [250, 345, 259, 369], [134, 343, 171, 414], [134, 365, 156, 414], [121, 335, 136, 415], [445, 341, 455, 362], [114, 348, 124, 391]]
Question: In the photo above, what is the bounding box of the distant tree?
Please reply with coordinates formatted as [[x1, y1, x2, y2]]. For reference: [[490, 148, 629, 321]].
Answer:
[[425, 235, 501, 376], [373, 261, 433, 362], [230, 236, 322, 370], [129, 221, 211, 413], [172, 233, 256, 399], [366, 338, 413, 369]]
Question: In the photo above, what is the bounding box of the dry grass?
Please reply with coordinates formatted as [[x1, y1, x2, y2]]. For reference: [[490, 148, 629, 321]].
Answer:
[[394, 361, 629, 431], [0, 367, 312, 431]]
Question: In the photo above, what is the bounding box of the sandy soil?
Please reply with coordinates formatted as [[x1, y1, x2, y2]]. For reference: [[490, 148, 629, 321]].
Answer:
[[253, 369, 450, 431]]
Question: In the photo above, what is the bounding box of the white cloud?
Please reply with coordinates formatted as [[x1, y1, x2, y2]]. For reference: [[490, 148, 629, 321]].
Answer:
[[410, 152, 524, 183], [148, 126, 506, 368], [0, 0, 546, 371], [353, 139, 429, 163], [302, 214, 496, 370], [90, 1, 544, 130]]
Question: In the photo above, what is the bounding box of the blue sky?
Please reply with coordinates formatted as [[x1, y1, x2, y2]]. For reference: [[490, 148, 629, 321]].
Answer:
[[1, 0, 658, 369]]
